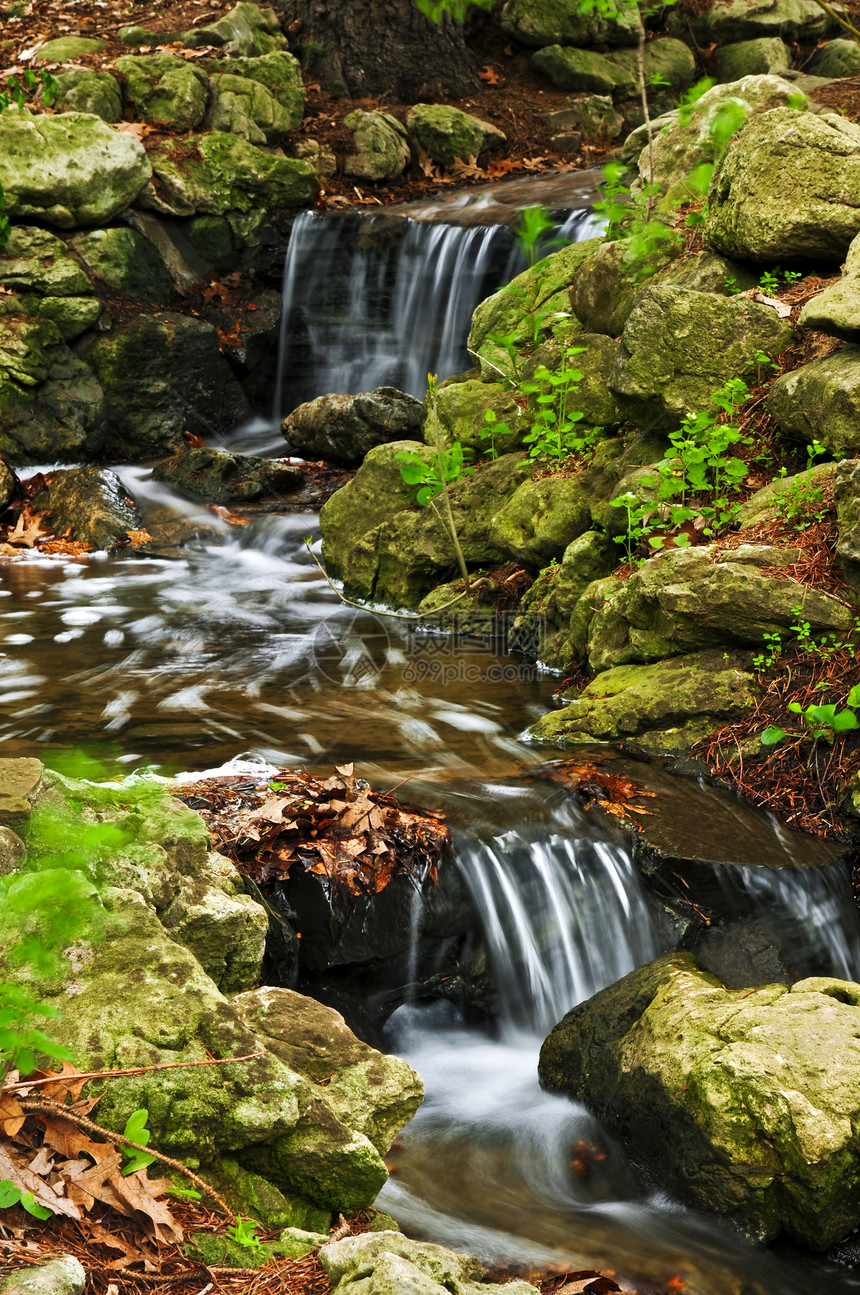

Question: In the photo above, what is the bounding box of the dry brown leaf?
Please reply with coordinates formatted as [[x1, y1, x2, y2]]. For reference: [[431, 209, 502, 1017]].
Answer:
[[210, 504, 250, 526], [0, 1093, 27, 1138], [126, 529, 153, 547], [478, 64, 499, 84], [0, 1143, 82, 1220], [247, 795, 298, 824], [8, 509, 48, 548], [113, 121, 156, 139]]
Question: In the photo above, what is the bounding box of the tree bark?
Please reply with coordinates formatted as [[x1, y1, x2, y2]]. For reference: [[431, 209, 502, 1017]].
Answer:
[[279, 0, 480, 100]]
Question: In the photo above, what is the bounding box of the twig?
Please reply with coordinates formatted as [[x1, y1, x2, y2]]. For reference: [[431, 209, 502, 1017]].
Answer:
[[808, 0, 860, 41], [19, 1098, 234, 1218], [304, 540, 485, 617], [3, 1052, 265, 1094]]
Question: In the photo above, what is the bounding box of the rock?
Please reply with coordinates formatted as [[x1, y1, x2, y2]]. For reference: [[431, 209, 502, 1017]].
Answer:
[[0, 227, 92, 297], [522, 331, 622, 426], [834, 458, 860, 569], [0, 341, 107, 465], [666, 0, 834, 43], [77, 312, 249, 458], [539, 952, 860, 1248], [153, 448, 302, 502], [294, 137, 337, 179], [116, 54, 209, 131], [500, 0, 640, 48], [180, 2, 288, 56], [528, 648, 760, 751], [69, 226, 172, 302], [509, 530, 616, 668], [343, 111, 411, 183], [49, 68, 122, 122], [232, 986, 423, 1153], [30, 467, 141, 550], [571, 95, 623, 143], [22, 295, 101, 342], [609, 286, 793, 428], [405, 104, 506, 169], [186, 1226, 326, 1268], [716, 36, 790, 79], [706, 108, 860, 263], [809, 37, 860, 76], [141, 132, 319, 236], [283, 388, 422, 467], [321, 1231, 539, 1295], [531, 46, 635, 96], [737, 462, 835, 528], [0, 1255, 85, 1295], [207, 72, 296, 144], [609, 37, 696, 93], [34, 36, 104, 61], [768, 347, 860, 456], [429, 379, 534, 455], [798, 231, 860, 340], [0, 758, 44, 824], [653, 247, 758, 295], [0, 109, 151, 229], [570, 239, 659, 336], [588, 543, 852, 672], [202, 51, 304, 127], [0, 459, 16, 512]]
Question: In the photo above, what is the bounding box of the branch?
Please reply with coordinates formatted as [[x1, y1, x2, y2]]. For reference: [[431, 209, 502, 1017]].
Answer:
[[3, 1052, 266, 1094], [807, 0, 860, 40]]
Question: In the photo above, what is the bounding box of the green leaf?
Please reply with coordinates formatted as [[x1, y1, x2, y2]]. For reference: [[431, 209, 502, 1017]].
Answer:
[[761, 726, 787, 746]]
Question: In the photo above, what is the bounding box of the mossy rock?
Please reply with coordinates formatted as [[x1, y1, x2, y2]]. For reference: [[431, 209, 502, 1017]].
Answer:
[[509, 529, 616, 668], [531, 46, 636, 96], [344, 111, 411, 183], [652, 248, 757, 296], [202, 50, 304, 125], [0, 344, 106, 465], [116, 54, 209, 131], [69, 227, 172, 303], [500, 0, 641, 48], [185, 1227, 327, 1269], [716, 36, 790, 80], [29, 466, 139, 550], [405, 104, 506, 168], [570, 240, 666, 337], [153, 448, 302, 503], [34, 36, 105, 62], [427, 379, 534, 455], [0, 227, 92, 297], [208, 72, 296, 144], [809, 37, 860, 77], [798, 230, 860, 342], [666, 0, 834, 43], [49, 68, 122, 122], [180, 2, 288, 56], [769, 346, 860, 456]]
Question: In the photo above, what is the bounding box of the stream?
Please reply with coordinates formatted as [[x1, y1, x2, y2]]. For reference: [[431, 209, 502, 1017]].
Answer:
[[4, 186, 860, 1294]]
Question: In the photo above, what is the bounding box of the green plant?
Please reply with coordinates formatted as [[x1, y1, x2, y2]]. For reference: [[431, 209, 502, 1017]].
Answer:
[[758, 266, 802, 295], [0, 1180, 52, 1220], [413, 0, 493, 20], [609, 491, 656, 565], [520, 346, 599, 462], [227, 1214, 265, 1253], [122, 1109, 157, 1175], [0, 983, 72, 1085], [752, 630, 783, 670], [750, 349, 781, 382], [762, 686, 860, 747], [397, 439, 472, 505], [481, 409, 504, 460]]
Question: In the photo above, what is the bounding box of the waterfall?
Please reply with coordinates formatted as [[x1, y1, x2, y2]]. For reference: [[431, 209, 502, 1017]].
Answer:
[[272, 206, 604, 418]]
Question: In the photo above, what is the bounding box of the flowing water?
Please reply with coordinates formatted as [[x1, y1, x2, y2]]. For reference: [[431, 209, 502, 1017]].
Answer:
[[4, 198, 860, 1293]]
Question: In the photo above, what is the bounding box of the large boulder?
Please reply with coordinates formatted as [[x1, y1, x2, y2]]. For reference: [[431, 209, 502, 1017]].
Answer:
[[798, 231, 860, 341], [509, 529, 617, 668], [321, 1232, 538, 1295], [429, 379, 535, 455], [30, 467, 141, 550], [528, 648, 760, 752], [180, 2, 288, 55], [153, 448, 302, 502], [207, 72, 297, 145], [706, 108, 860, 263], [768, 347, 860, 457], [500, 0, 640, 48], [343, 111, 411, 183], [570, 239, 656, 336], [202, 50, 305, 125], [49, 68, 122, 122], [77, 312, 249, 458], [116, 54, 210, 131], [809, 37, 860, 76], [405, 104, 506, 168], [666, 0, 834, 43], [531, 46, 635, 95], [716, 36, 790, 79], [68, 226, 172, 303], [283, 388, 422, 466], [0, 109, 152, 228], [586, 543, 853, 672], [0, 336, 107, 465], [0, 227, 92, 297], [539, 952, 860, 1248], [609, 286, 792, 427]]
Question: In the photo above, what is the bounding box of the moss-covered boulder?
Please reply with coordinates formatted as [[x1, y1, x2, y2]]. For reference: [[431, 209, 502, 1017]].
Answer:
[[429, 379, 534, 455], [343, 111, 411, 183], [652, 247, 758, 296], [203, 50, 304, 125], [528, 648, 760, 751], [34, 36, 105, 62], [0, 227, 92, 297], [611, 37, 696, 93], [180, 2, 288, 56], [768, 347, 860, 456], [405, 104, 506, 168], [587, 543, 853, 672], [49, 68, 122, 122], [283, 388, 422, 467], [531, 46, 635, 95], [153, 448, 302, 502], [0, 1255, 85, 1295], [509, 530, 616, 668], [809, 37, 860, 76], [798, 231, 860, 341], [570, 239, 661, 337], [737, 461, 835, 528], [141, 131, 319, 236], [834, 458, 860, 573], [716, 36, 790, 79], [500, 0, 640, 48], [321, 1231, 539, 1295], [522, 331, 623, 428], [539, 952, 860, 1248], [68, 226, 172, 303], [666, 0, 833, 43], [0, 109, 151, 229], [706, 108, 860, 263], [116, 54, 209, 131], [207, 73, 296, 145], [0, 343, 106, 465], [77, 312, 249, 458], [609, 286, 793, 428], [29, 467, 140, 550]]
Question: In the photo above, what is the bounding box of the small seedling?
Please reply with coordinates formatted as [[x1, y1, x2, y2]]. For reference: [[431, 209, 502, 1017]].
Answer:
[[227, 1215, 265, 1253]]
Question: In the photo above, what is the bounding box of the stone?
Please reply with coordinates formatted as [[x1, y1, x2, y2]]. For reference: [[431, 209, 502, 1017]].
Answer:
[[587, 543, 853, 672], [30, 467, 141, 551], [429, 379, 534, 455], [232, 986, 423, 1153], [608, 37, 696, 94], [538, 952, 860, 1248], [24, 295, 101, 342], [320, 1231, 540, 1295], [737, 462, 835, 529], [180, 2, 288, 56], [500, 0, 640, 48], [531, 46, 635, 96], [77, 312, 249, 459], [0, 1256, 85, 1295], [768, 347, 860, 457], [0, 343, 107, 465], [0, 109, 151, 229], [716, 36, 790, 80], [574, 95, 624, 143], [405, 104, 506, 169], [570, 239, 659, 336], [283, 388, 423, 467], [0, 459, 15, 512], [49, 68, 122, 122], [69, 227, 172, 303], [707, 108, 860, 263], [202, 51, 304, 126], [0, 228, 92, 297], [34, 36, 104, 62], [666, 0, 834, 43], [160, 877, 269, 994], [798, 231, 860, 340], [186, 1226, 327, 1268], [207, 72, 295, 144], [834, 459, 860, 570], [522, 332, 623, 427], [294, 138, 337, 179], [809, 37, 860, 77], [0, 826, 28, 876], [509, 529, 616, 668], [653, 247, 758, 295], [116, 54, 209, 131], [141, 132, 319, 234], [609, 286, 793, 428], [153, 448, 302, 503], [0, 310, 63, 387], [343, 111, 411, 183], [528, 649, 760, 751], [0, 758, 44, 824]]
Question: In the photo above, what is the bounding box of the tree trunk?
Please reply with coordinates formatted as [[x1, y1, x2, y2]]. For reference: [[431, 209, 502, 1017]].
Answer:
[[279, 0, 480, 100]]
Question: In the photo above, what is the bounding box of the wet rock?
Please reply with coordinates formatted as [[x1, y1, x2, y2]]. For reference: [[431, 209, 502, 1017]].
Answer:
[[768, 347, 860, 456], [0, 342, 106, 466], [0, 1255, 85, 1295], [0, 227, 92, 297], [30, 467, 141, 550], [609, 286, 793, 428], [0, 758, 43, 824], [666, 0, 834, 43], [343, 111, 411, 183], [202, 51, 304, 127], [49, 68, 122, 121], [809, 37, 860, 76], [322, 1231, 540, 1295], [528, 648, 760, 753], [539, 952, 860, 1248], [233, 987, 423, 1154], [180, 2, 288, 56], [283, 388, 422, 467], [500, 0, 640, 48], [153, 448, 302, 503], [716, 36, 790, 79], [531, 46, 635, 96], [77, 312, 249, 458], [68, 227, 172, 303], [707, 108, 860, 263], [509, 529, 616, 668], [587, 543, 852, 672], [0, 108, 151, 229], [405, 104, 506, 169], [0, 459, 16, 512], [798, 230, 860, 340], [21, 295, 101, 341]]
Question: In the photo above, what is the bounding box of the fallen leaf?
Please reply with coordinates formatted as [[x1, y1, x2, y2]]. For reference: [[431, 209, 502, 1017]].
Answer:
[[113, 121, 155, 139], [210, 504, 250, 526], [478, 64, 499, 84], [0, 1143, 82, 1220]]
